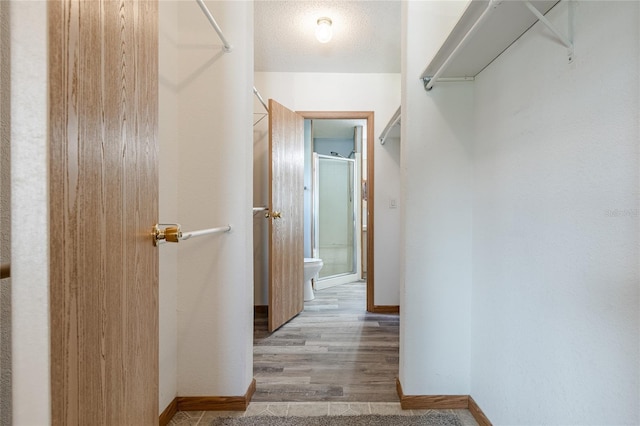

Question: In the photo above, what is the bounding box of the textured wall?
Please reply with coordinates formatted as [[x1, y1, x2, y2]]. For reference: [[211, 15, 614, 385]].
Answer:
[[175, 0, 254, 396], [470, 1, 639, 424], [10, 1, 50, 423], [399, 0, 473, 395], [0, 1, 11, 424]]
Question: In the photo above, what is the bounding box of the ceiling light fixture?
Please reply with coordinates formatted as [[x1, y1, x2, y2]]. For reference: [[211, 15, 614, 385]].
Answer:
[[315, 17, 333, 43]]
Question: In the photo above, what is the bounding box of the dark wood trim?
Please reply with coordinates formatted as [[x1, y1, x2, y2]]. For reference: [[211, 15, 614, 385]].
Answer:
[[176, 379, 256, 411], [396, 378, 469, 409], [371, 305, 399, 314], [296, 111, 375, 312], [469, 396, 493, 426], [254, 305, 268, 315], [159, 398, 178, 426]]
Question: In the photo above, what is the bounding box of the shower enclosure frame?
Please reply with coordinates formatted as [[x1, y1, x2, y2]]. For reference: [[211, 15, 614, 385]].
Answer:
[[312, 153, 360, 286]]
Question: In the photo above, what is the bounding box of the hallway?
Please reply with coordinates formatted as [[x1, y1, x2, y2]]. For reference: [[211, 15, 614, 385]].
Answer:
[[166, 283, 479, 424], [253, 281, 399, 402]]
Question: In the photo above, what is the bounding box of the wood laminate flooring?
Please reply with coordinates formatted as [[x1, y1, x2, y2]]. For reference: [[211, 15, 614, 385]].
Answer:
[[253, 281, 400, 402]]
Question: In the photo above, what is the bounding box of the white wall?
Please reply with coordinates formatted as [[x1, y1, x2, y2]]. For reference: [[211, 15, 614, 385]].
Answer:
[[158, 0, 180, 413], [470, 1, 639, 424], [399, 1, 473, 395], [173, 0, 254, 397], [253, 72, 401, 306], [0, 2, 11, 423], [9, 1, 50, 423], [401, 0, 639, 423]]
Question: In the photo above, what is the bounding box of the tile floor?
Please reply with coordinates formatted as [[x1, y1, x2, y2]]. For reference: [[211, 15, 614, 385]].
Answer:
[[168, 402, 479, 425]]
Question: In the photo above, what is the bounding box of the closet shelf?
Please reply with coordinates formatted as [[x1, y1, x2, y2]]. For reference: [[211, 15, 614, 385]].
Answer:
[[379, 106, 401, 145], [421, 0, 564, 91]]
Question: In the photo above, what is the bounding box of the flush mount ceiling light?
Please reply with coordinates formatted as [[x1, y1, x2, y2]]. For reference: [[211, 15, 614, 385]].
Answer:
[[315, 17, 333, 43]]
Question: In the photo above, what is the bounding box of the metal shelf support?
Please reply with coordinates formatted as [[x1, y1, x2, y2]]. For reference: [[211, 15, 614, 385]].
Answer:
[[523, 1, 573, 62]]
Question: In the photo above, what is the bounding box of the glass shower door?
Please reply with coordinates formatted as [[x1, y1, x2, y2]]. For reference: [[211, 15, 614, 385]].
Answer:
[[313, 154, 357, 279]]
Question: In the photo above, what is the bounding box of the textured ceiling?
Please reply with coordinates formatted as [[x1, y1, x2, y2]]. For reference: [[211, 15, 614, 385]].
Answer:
[[255, 1, 401, 73]]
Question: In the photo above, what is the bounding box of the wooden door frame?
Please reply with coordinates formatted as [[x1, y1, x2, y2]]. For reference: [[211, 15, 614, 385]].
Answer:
[[297, 111, 375, 312]]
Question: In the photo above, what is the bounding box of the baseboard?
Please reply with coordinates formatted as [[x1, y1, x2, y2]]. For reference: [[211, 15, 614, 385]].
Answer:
[[396, 379, 467, 409], [254, 305, 268, 315], [159, 397, 178, 426], [175, 379, 256, 412], [371, 305, 399, 314], [396, 379, 492, 425], [468, 396, 492, 426]]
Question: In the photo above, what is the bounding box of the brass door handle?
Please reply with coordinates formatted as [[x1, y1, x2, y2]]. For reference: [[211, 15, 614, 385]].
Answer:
[[265, 211, 282, 219], [153, 223, 182, 246]]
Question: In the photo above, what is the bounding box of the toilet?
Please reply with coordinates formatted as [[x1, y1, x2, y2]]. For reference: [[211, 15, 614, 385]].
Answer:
[[303, 258, 323, 301]]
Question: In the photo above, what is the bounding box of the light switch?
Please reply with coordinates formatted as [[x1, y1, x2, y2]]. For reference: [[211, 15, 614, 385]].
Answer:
[[389, 198, 397, 209]]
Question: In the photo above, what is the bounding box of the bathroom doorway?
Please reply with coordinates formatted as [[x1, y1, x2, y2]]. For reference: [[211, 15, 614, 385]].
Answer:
[[299, 111, 375, 311], [252, 107, 401, 403]]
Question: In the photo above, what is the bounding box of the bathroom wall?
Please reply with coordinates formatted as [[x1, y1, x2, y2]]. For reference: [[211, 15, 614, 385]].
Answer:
[[172, 1, 254, 398], [253, 72, 401, 306], [470, 1, 639, 424], [158, 0, 180, 413], [8, 1, 50, 423], [313, 137, 354, 157], [399, 0, 473, 395]]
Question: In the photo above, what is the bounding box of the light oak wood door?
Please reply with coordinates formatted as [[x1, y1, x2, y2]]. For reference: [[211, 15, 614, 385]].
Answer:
[[268, 100, 304, 332], [49, 0, 158, 424]]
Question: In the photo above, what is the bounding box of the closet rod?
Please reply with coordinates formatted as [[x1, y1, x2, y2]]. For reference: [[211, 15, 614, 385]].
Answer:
[[154, 223, 231, 245], [181, 225, 231, 240], [195, 0, 233, 52], [253, 206, 269, 212], [421, 0, 498, 91], [253, 87, 269, 113]]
